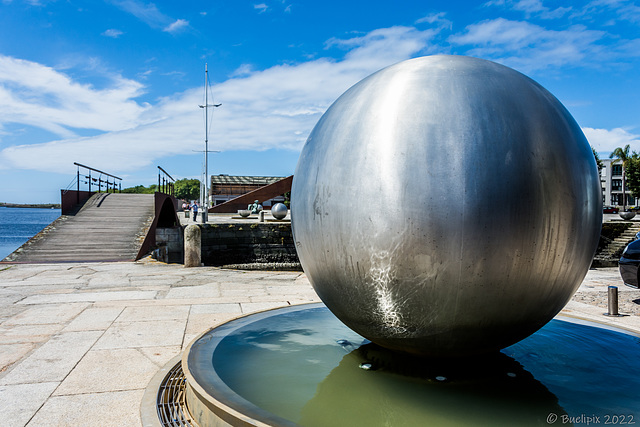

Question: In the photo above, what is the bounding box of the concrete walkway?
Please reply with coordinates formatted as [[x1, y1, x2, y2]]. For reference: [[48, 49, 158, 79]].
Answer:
[[0, 261, 638, 427]]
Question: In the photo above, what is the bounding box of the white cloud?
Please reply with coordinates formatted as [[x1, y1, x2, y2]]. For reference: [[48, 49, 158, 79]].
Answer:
[[108, 0, 187, 31], [108, 0, 166, 26], [2, 17, 637, 177], [0, 55, 148, 140], [230, 63, 255, 77], [0, 25, 438, 174], [416, 12, 453, 30], [102, 28, 123, 38], [486, 0, 571, 19], [578, 0, 640, 24], [449, 18, 606, 71], [583, 127, 640, 155], [164, 19, 189, 34], [326, 26, 438, 67], [254, 3, 268, 13]]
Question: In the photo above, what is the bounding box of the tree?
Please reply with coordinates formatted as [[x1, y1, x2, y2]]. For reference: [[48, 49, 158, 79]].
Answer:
[[174, 179, 200, 201], [610, 144, 632, 211], [591, 146, 603, 173], [625, 152, 640, 201], [121, 184, 156, 194]]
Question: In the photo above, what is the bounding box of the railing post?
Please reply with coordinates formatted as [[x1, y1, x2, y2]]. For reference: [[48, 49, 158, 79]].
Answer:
[[157, 166, 175, 197], [73, 163, 122, 195]]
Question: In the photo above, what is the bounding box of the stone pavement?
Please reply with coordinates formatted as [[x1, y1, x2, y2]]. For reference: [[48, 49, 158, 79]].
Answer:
[[0, 261, 638, 427], [0, 259, 318, 427]]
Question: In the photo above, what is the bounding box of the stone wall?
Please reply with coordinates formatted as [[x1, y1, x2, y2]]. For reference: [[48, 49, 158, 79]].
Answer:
[[200, 223, 299, 267], [155, 227, 183, 264]]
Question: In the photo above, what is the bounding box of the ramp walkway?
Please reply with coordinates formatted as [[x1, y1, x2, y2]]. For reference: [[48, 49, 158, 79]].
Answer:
[[4, 193, 156, 263], [209, 175, 293, 213]]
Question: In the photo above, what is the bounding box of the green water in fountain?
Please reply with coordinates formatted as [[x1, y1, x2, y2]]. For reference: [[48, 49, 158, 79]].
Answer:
[[189, 304, 640, 426]]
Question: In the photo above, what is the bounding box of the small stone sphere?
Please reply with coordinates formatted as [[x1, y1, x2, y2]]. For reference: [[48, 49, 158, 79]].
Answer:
[[271, 203, 288, 220], [291, 55, 602, 357]]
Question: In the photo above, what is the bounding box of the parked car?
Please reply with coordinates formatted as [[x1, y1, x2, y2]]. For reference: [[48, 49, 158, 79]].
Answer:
[[619, 239, 640, 289], [603, 206, 619, 214]]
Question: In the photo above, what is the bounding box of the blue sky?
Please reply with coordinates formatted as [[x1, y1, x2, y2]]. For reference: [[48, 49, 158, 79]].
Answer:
[[0, 0, 639, 203]]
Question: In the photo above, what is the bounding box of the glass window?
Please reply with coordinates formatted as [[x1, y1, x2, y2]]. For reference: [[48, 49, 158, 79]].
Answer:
[[612, 164, 623, 176], [612, 179, 623, 191]]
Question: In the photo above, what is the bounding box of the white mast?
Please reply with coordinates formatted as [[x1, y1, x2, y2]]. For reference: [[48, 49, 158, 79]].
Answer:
[[199, 63, 221, 223]]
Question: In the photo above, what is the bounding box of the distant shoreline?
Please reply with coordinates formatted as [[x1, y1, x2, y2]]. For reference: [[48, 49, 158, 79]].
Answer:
[[0, 203, 61, 209]]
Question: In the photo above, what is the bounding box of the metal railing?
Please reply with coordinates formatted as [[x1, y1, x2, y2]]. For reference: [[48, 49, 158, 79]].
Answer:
[[75, 162, 122, 193], [158, 166, 175, 196], [61, 163, 122, 206]]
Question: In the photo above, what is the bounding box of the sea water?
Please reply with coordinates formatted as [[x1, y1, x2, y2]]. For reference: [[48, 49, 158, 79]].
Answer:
[[0, 207, 61, 260]]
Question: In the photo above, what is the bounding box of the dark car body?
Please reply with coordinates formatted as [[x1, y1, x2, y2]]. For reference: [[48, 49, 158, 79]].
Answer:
[[619, 239, 640, 289], [604, 206, 619, 214]]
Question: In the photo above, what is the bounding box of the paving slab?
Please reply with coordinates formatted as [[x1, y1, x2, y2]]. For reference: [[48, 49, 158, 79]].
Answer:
[[18, 291, 157, 305], [0, 331, 102, 385], [189, 303, 242, 314], [93, 319, 186, 350], [114, 305, 190, 323], [26, 389, 144, 427], [165, 283, 221, 299], [0, 324, 65, 344], [0, 343, 36, 371], [62, 307, 123, 332], [53, 347, 178, 395], [2, 304, 88, 326], [0, 382, 59, 427]]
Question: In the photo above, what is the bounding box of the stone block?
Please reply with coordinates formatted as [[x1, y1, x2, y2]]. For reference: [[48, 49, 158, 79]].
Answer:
[[184, 224, 201, 268]]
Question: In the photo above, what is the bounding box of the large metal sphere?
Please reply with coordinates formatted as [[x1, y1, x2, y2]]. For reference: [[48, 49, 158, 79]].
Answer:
[[271, 203, 288, 220], [291, 55, 602, 357]]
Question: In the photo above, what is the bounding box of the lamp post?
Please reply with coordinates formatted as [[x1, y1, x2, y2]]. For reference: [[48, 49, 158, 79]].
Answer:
[[198, 63, 221, 223]]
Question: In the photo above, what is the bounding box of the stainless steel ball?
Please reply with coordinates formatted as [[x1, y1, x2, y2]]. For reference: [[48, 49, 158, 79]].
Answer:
[[271, 203, 288, 220], [291, 55, 602, 357]]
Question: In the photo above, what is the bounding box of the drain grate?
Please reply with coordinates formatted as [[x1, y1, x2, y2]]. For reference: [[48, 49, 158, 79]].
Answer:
[[156, 361, 196, 426]]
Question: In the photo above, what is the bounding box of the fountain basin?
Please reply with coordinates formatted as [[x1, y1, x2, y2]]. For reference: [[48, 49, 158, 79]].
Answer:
[[620, 211, 636, 220], [182, 303, 640, 426]]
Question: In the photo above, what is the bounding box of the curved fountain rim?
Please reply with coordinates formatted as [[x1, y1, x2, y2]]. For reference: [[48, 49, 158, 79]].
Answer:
[[181, 303, 640, 427], [182, 302, 322, 427]]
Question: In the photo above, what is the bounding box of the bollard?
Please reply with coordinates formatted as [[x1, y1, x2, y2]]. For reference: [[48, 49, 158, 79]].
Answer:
[[605, 286, 622, 317], [259, 210, 265, 223], [184, 224, 201, 267]]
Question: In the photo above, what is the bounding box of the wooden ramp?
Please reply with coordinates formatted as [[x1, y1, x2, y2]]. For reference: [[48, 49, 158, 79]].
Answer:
[[209, 175, 293, 213], [4, 193, 156, 263]]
